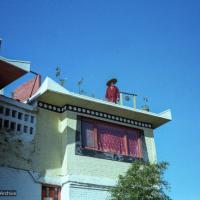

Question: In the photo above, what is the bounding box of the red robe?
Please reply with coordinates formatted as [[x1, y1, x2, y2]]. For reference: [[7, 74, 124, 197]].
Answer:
[[105, 85, 120, 103]]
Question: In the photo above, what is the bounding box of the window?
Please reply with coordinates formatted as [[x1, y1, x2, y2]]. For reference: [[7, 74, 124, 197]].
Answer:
[[17, 124, 21, 132], [42, 185, 61, 200], [81, 117, 142, 158], [30, 116, 34, 123], [0, 118, 2, 129], [5, 108, 10, 116], [23, 126, 28, 133], [12, 110, 17, 118], [10, 122, 16, 131], [4, 120, 9, 128], [0, 106, 4, 114], [18, 112, 23, 120], [82, 121, 97, 149], [24, 114, 29, 122], [29, 127, 33, 134]]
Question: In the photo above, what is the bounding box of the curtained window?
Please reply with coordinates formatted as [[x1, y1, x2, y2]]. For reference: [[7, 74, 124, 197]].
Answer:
[[81, 117, 142, 158], [42, 185, 61, 200], [82, 121, 97, 149]]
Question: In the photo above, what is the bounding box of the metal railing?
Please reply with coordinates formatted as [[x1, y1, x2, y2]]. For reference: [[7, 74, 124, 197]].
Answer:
[[119, 91, 138, 109]]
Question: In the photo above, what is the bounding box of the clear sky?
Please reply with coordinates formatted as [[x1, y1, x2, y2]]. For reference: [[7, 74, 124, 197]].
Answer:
[[1, 0, 200, 199]]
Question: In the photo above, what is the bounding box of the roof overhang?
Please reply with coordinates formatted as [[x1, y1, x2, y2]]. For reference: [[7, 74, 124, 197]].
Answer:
[[0, 56, 30, 89], [29, 77, 172, 129]]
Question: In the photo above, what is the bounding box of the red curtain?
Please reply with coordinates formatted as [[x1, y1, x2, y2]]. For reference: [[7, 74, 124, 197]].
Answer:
[[98, 124, 126, 155], [82, 121, 97, 149], [127, 129, 141, 158], [82, 118, 142, 157]]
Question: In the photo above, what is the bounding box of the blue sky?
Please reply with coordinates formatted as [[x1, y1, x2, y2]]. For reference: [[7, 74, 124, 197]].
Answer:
[[1, 0, 200, 199]]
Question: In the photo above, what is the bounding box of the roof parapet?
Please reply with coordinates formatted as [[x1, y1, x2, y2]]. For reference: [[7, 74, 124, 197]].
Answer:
[[29, 77, 172, 129]]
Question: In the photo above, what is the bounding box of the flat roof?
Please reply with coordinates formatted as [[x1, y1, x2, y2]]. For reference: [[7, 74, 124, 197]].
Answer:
[[0, 56, 30, 89], [29, 77, 172, 129], [0, 95, 36, 112]]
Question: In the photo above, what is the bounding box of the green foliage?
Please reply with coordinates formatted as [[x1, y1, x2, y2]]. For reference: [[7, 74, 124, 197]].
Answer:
[[110, 161, 171, 200]]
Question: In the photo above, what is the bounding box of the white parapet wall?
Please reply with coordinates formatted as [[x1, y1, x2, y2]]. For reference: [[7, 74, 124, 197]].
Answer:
[[61, 175, 113, 200], [0, 167, 41, 200], [69, 184, 111, 200], [64, 175, 116, 200]]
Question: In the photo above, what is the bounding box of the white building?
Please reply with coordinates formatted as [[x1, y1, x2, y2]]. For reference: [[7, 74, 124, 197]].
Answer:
[[0, 57, 172, 200]]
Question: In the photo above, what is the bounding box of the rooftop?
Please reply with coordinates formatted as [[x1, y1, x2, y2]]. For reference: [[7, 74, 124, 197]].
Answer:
[[29, 77, 172, 129], [0, 56, 172, 129], [0, 56, 30, 89]]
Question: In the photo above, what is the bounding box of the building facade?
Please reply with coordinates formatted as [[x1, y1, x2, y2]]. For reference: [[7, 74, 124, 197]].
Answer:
[[0, 57, 172, 200]]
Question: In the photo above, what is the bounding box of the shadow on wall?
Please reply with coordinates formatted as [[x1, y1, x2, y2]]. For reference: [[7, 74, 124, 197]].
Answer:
[[0, 131, 34, 170], [33, 110, 78, 177], [31, 109, 67, 175]]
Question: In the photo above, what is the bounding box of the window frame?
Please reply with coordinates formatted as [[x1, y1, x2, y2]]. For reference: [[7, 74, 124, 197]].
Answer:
[[42, 184, 61, 200], [0, 106, 4, 114], [5, 108, 10, 116], [18, 112, 23, 120], [81, 117, 142, 158]]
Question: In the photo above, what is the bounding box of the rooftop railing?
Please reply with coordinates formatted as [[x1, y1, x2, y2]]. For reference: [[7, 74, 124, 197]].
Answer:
[[119, 92, 150, 112]]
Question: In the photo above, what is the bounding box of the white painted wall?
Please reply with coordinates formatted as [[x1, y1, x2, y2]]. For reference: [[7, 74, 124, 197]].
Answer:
[[61, 180, 111, 200], [144, 129, 157, 163], [0, 167, 41, 200], [61, 183, 70, 200], [0, 166, 112, 200], [69, 186, 110, 200]]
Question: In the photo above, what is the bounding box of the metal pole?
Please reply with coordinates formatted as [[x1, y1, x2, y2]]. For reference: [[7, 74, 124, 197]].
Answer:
[[120, 93, 123, 105], [120, 91, 137, 108], [133, 95, 137, 109]]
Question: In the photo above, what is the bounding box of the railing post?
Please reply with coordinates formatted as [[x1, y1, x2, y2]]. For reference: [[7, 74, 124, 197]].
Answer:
[[133, 94, 137, 109], [120, 93, 123, 105]]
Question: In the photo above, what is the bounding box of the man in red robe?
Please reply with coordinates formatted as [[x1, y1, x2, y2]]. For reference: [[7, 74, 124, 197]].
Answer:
[[105, 78, 120, 103]]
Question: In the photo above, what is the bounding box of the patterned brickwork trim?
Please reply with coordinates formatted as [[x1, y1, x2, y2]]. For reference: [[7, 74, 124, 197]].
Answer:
[[38, 101, 152, 129]]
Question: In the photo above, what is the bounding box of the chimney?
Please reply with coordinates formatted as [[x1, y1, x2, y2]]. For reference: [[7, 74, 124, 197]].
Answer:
[[12, 75, 41, 102]]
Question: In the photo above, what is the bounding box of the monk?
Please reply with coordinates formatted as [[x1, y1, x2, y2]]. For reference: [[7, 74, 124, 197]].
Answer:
[[105, 78, 120, 103]]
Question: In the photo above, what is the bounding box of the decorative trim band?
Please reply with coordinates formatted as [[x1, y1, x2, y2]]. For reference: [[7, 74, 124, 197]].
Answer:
[[37, 101, 152, 129]]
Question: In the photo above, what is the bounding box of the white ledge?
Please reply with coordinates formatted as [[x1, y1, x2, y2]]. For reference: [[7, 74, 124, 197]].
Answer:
[[29, 77, 172, 129]]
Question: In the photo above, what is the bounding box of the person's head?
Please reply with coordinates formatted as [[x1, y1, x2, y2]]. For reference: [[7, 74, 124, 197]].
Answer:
[[106, 78, 117, 87]]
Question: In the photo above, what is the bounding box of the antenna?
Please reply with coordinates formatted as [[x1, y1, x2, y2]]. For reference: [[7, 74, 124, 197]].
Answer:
[[141, 96, 150, 111], [55, 66, 61, 78], [143, 96, 148, 105], [55, 66, 66, 86], [59, 78, 66, 86], [77, 78, 84, 94], [80, 89, 86, 95]]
